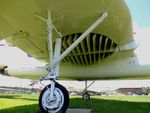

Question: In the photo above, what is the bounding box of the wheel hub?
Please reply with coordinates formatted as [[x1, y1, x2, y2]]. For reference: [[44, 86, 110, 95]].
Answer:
[[42, 88, 64, 112]]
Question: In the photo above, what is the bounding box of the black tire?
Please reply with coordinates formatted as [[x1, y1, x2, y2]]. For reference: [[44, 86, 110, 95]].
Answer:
[[39, 82, 69, 113], [82, 92, 90, 101]]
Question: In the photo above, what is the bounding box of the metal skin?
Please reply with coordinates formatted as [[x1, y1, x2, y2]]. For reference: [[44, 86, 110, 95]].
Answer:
[[0, 0, 150, 80], [1, 1, 149, 112], [2, 0, 150, 80]]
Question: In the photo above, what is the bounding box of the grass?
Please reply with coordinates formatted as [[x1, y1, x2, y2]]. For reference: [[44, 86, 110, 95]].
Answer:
[[0, 94, 150, 113]]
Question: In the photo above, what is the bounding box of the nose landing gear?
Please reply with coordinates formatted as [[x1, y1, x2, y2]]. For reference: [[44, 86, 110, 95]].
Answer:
[[34, 9, 108, 113]]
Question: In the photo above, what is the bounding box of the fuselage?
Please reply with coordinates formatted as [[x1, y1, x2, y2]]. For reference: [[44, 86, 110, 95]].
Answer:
[[0, 0, 133, 54], [0, 0, 141, 80]]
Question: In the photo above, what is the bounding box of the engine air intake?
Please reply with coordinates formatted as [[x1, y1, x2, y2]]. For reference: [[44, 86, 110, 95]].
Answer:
[[61, 33, 117, 65]]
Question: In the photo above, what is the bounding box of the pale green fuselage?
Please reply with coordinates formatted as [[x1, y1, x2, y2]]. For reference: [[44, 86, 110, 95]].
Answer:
[[1, 0, 147, 80]]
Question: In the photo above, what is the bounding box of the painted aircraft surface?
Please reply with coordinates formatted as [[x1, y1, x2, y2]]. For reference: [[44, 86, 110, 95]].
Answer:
[[0, 0, 149, 113]]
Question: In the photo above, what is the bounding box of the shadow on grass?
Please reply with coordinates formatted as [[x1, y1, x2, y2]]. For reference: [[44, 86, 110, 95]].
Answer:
[[0, 104, 40, 113], [0, 97, 150, 113], [70, 97, 150, 113], [0, 94, 38, 101], [0, 95, 21, 99]]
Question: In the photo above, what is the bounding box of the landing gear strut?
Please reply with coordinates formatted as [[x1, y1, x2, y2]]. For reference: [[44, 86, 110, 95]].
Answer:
[[82, 81, 95, 101], [34, 9, 108, 113]]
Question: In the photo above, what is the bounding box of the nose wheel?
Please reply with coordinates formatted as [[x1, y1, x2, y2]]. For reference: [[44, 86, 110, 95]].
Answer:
[[39, 83, 69, 113]]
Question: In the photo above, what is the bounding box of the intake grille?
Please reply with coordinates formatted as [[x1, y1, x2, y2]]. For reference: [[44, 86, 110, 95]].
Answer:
[[61, 33, 117, 65]]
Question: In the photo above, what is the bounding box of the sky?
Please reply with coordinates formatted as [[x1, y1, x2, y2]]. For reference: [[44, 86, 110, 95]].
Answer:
[[125, 0, 150, 27], [124, 0, 150, 65], [0, 1, 150, 89], [0, 42, 45, 68]]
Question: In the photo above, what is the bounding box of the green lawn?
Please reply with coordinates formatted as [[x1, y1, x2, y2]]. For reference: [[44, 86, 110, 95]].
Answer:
[[0, 94, 150, 113]]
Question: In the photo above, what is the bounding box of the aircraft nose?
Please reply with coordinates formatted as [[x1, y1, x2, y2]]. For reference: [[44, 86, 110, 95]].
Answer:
[[0, 65, 8, 75]]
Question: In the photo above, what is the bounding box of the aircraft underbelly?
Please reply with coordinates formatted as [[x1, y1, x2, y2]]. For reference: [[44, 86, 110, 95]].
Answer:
[[0, 0, 132, 41], [60, 52, 150, 80], [0, 0, 133, 62], [6, 51, 150, 80], [0, 0, 139, 80]]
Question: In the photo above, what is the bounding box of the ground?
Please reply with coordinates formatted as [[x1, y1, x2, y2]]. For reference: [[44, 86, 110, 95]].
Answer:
[[0, 94, 150, 113]]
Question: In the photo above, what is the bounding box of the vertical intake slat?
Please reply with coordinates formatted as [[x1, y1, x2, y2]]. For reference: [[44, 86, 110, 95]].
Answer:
[[103, 38, 108, 58], [99, 35, 103, 60], [61, 33, 117, 65], [74, 36, 85, 65], [73, 34, 82, 64], [71, 34, 81, 64], [63, 37, 74, 64], [86, 34, 92, 64], [67, 35, 78, 64], [93, 34, 97, 63], [81, 37, 89, 65]]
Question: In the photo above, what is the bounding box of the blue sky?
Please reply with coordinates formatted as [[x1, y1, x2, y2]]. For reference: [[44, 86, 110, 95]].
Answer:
[[125, 0, 150, 65], [125, 0, 150, 27]]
